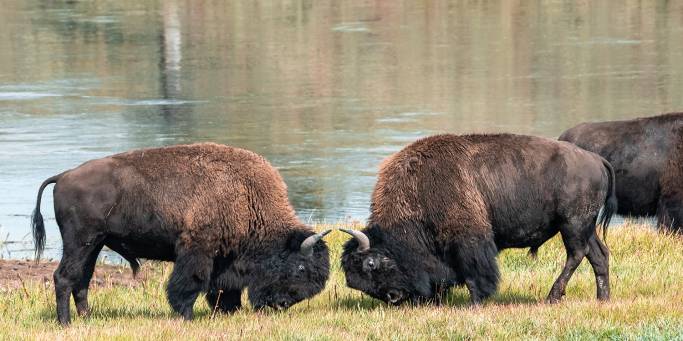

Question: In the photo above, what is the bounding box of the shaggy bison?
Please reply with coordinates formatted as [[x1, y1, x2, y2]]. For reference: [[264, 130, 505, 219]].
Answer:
[[341, 134, 616, 305], [559, 112, 683, 232], [31, 143, 331, 325]]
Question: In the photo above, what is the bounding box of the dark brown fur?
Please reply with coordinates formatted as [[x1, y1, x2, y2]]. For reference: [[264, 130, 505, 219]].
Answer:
[[654, 126, 683, 230], [560, 112, 683, 231], [342, 134, 616, 305], [32, 143, 330, 325]]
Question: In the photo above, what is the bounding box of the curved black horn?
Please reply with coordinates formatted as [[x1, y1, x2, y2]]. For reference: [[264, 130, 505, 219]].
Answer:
[[340, 228, 370, 252], [300, 229, 331, 256]]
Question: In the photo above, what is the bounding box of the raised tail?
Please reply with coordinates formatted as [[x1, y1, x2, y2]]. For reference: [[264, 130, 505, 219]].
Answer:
[[32, 173, 63, 262], [597, 157, 618, 242]]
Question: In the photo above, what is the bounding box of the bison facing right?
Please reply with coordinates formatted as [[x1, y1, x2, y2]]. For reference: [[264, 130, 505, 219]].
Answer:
[[32, 143, 331, 325]]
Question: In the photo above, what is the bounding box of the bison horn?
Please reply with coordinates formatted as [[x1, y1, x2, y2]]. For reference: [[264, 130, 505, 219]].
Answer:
[[300, 229, 332, 256], [340, 228, 370, 252]]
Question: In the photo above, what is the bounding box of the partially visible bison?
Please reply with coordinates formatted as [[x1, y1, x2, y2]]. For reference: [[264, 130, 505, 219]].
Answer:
[[559, 112, 683, 232], [32, 143, 331, 325], [341, 134, 616, 305]]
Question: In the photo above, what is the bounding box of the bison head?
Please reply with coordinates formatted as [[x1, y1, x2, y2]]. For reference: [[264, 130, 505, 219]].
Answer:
[[341, 226, 455, 305], [248, 229, 331, 310]]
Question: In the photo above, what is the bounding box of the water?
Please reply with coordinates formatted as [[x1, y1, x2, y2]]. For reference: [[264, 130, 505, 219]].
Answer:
[[1, 1, 680, 259]]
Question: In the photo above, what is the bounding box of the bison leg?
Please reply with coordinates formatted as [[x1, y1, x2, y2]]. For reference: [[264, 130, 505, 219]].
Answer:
[[547, 222, 590, 303], [73, 243, 105, 317], [54, 243, 102, 325], [166, 248, 212, 320], [206, 288, 242, 313], [453, 237, 500, 304], [657, 195, 683, 233], [53, 203, 107, 325], [54, 259, 77, 325], [585, 233, 610, 301]]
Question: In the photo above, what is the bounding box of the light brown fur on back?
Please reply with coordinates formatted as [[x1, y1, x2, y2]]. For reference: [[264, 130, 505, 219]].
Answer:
[[62, 143, 303, 255], [369, 134, 609, 246]]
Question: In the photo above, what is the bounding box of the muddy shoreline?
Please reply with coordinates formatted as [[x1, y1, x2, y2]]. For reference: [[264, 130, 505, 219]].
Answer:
[[0, 259, 148, 291]]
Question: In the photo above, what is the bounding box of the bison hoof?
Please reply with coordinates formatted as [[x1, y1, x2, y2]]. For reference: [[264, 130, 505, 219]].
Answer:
[[545, 295, 563, 304], [597, 294, 610, 301]]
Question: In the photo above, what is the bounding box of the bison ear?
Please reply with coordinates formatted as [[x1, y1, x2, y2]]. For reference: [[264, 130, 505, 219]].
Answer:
[[365, 224, 385, 243], [341, 224, 383, 254], [287, 231, 310, 252]]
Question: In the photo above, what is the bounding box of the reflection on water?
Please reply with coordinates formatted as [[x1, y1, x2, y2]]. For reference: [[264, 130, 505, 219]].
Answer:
[[1, 1, 682, 259]]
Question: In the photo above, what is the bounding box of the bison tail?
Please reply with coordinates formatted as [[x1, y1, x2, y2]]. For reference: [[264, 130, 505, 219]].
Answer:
[[597, 157, 618, 243], [124, 255, 141, 277], [32, 173, 63, 262], [131, 260, 140, 277]]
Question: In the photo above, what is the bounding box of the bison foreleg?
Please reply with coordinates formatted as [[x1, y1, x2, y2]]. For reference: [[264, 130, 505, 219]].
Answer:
[[453, 237, 500, 304], [206, 288, 242, 314], [657, 193, 683, 233], [166, 249, 212, 320]]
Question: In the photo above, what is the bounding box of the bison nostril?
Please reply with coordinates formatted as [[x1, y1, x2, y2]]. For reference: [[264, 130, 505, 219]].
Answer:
[[386, 290, 402, 304], [275, 298, 291, 310]]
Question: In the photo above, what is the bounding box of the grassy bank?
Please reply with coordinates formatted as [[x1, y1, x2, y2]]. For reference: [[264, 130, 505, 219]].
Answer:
[[1, 222, 682, 340]]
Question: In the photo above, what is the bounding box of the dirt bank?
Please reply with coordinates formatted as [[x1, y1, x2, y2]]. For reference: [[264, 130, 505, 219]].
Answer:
[[0, 259, 149, 291]]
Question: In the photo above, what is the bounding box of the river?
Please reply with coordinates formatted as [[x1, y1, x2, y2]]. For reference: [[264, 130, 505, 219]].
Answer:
[[1, 1, 681, 259]]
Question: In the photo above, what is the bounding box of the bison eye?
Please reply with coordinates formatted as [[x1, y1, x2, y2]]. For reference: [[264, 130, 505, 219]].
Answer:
[[364, 257, 378, 271], [297, 264, 305, 272]]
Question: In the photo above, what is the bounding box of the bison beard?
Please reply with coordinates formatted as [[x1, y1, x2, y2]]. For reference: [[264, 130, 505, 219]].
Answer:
[[559, 112, 683, 232], [341, 134, 616, 305], [31, 143, 331, 325]]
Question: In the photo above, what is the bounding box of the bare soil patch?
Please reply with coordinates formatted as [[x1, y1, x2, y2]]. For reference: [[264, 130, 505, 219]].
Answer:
[[0, 259, 146, 291]]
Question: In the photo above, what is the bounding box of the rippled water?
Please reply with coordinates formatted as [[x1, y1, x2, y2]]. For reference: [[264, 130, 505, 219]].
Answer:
[[1, 1, 681, 259]]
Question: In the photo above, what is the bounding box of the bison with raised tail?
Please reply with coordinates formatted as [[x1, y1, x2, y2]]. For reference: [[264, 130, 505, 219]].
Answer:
[[32, 143, 331, 325], [341, 134, 616, 305], [560, 112, 683, 232]]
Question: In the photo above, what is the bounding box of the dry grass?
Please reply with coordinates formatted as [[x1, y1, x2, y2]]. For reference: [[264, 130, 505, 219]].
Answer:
[[1, 222, 682, 340]]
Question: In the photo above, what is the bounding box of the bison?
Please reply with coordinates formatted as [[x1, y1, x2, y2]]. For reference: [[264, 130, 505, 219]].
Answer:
[[341, 134, 616, 306], [559, 112, 683, 232], [31, 143, 331, 325]]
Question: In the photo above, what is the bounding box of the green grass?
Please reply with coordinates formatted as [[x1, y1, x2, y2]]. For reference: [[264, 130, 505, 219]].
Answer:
[[1, 222, 682, 340]]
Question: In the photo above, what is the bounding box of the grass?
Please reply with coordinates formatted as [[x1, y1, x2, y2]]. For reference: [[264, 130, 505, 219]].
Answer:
[[1, 222, 682, 340]]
